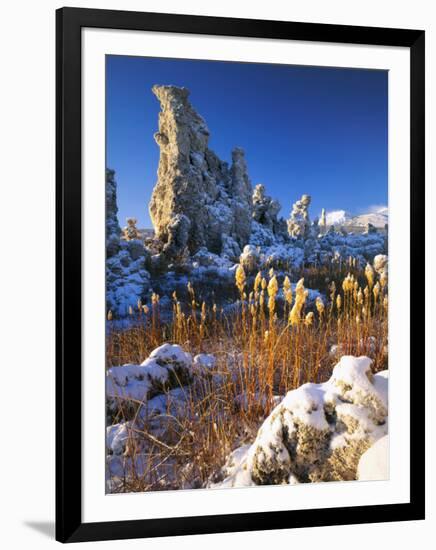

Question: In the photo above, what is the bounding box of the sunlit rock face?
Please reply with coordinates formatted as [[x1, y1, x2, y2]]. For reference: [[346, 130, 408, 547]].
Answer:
[[149, 85, 252, 260], [123, 218, 140, 241], [287, 194, 312, 239]]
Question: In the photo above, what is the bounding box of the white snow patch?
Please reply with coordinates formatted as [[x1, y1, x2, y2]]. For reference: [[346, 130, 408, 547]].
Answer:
[[357, 434, 389, 481]]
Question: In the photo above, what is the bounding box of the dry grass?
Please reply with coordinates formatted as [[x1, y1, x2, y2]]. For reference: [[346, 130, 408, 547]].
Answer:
[[106, 260, 388, 492]]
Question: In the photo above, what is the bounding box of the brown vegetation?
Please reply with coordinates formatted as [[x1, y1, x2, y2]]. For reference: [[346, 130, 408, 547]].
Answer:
[[106, 260, 388, 492]]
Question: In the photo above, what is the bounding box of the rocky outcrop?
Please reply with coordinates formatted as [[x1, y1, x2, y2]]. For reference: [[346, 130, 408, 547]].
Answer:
[[106, 168, 122, 256], [287, 194, 312, 239], [212, 356, 388, 487], [252, 184, 283, 233], [365, 222, 377, 234], [149, 85, 252, 261], [319, 208, 327, 234], [239, 244, 261, 274], [106, 170, 150, 317], [123, 218, 140, 241]]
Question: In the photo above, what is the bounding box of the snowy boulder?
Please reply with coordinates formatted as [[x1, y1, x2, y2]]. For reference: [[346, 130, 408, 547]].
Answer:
[[193, 353, 217, 375], [213, 356, 388, 487], [239, 245, 260, 273], [357, 434, 389, 481], [373, 254, 388, 275], [106, 344, 194, 414]]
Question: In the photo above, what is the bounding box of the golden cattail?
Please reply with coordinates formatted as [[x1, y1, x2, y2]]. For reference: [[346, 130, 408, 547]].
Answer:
[[342, 273, 353, 292], [254, 271, 262, 292], [235, 264, 246, 294], [289, 306, 299, 326], [267, 275, 278, 298], [283, 275, 293, 305], [336, 294, 342, 311], [373, 282, 380, 301], [267, 275, 278, 315], [261, 277, 267, 291], [128, 306, 133, 315], [137, 298, 142, 311], [107, 310, 113, 321], [315, 296, 325, 317], [142, 304, 149, 314], [283, 275, 291, 291], [289, 278, 306, 325], [305, 311, 314, 326], [365, 263, 375, 288]]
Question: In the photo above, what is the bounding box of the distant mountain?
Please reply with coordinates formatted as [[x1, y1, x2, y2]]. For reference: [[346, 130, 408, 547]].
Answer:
[[349, 207, 388, 228], [325, 210, 352, 226], [324, 207, 388, 229]]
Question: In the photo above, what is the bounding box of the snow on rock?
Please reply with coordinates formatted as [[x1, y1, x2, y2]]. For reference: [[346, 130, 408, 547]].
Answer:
[[357, 434, 389, 481], [373, 254, 388, 276], [287, 194, 312, 239], [106, 169, 150, 317], [252, 183, 286, 237], [106, 387, 189, 459], [107, 422, 132, 455], [106, 346, 220, 488], [213, 445, 255, 488], [106, 344, 194, 414], [239, 244, 261, 273], [212, 356, 388, 488], [193, 353, 217, 375], [262, 243, 305, 270]]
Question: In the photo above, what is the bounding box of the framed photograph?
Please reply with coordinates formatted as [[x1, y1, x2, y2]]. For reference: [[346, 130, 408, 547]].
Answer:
[[56, 7, 425, 543]]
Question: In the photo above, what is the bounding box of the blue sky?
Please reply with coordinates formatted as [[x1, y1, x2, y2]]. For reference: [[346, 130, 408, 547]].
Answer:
[[106, 56, 388, 229]]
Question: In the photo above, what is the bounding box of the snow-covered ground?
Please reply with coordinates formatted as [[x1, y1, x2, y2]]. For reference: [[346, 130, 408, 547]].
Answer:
[[106, 346, 389, 492]]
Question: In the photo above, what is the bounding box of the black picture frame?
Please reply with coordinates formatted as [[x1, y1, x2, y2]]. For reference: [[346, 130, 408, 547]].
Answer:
[[56, 7, 425, 543]]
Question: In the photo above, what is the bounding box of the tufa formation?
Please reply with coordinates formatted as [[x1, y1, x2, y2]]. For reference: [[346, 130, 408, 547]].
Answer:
[[149, 85, 253, 260]]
